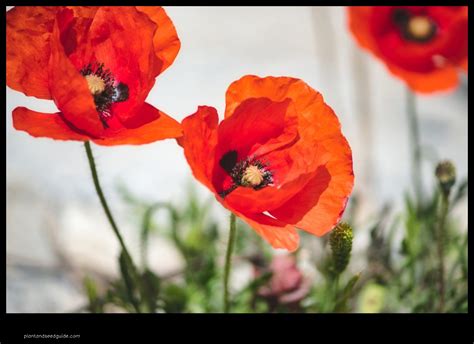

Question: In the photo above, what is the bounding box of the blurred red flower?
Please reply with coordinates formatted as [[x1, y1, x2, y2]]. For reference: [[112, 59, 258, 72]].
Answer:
[[347, 6, 468, 93], [254, 254, 311, 308], [7, 6, 182, 145], [181, 75, 354, 251]]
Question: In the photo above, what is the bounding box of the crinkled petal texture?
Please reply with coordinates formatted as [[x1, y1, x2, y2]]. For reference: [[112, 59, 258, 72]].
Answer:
[[135, 6, 181, 74], [182, 76, 354, 252], [7, 6, 58, 99], [347, 6, 468, 93], [7, 6, 182, 145]]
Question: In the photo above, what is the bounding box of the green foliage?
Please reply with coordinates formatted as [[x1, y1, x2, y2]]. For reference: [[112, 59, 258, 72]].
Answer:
[[335, 273, 361, 312], [162, 284, 188, 313], [85, 164, 467, 313], [358, 163, 467, 313], [83, 276, 104, 313]]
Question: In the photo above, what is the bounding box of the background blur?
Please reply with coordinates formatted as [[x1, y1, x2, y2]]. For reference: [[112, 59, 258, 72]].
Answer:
[[6, 6, 467, 312]]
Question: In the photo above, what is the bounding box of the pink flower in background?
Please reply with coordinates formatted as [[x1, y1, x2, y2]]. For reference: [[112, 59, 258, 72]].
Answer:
[[254, 254, 311, 309]]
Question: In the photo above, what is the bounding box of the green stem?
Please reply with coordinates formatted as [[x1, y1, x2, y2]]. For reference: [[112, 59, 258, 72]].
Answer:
[[406, 88, 423, 209], [333, 274, 340, 312], [84, 141, 142, 311], [436, 192, 449, 312], [223, 213, 237, 313]]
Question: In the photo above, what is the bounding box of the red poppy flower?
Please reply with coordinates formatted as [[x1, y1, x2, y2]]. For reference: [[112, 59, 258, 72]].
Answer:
[[181, 75, 354, 251], [347, 6, 468, 93], [7, 6, 182, 145]]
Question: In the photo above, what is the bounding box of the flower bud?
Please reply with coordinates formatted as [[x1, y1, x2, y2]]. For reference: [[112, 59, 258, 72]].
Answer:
[[329, 222, 353, 275], [435, 160, 456, 197]]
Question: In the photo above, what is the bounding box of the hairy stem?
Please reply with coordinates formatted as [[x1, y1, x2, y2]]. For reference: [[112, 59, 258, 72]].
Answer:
[[406, 89, 423, 209], [224, 213, 237, 313], [437, 192, 449, 312], [84, 141, 143, 311]]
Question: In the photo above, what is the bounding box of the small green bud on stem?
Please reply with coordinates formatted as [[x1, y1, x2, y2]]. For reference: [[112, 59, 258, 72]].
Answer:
[[329, 222, 353, 275], [435, 160, 456, 198]]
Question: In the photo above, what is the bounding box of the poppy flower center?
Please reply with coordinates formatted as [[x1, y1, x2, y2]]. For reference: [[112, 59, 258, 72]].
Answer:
[[80, 62, 130, 128], [219, 150, 274, 198], [408, 16, 435, 40], [85, 74, 106, 94], [241, 165, 265, 187], [392, 9, 437, 43]]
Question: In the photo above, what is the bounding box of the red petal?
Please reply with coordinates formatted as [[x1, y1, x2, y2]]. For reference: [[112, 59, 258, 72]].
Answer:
[[386, 62, 459, 93], [224, 75, 354, 235], [347, 7, 375, 52], [225, 76, 343, 144], [372, 7, 467, 73], [135, 6, 181, 74], [6, 6, 59, 99], [88, 7, 162, 124], [181, 106, 219, 192], [232, 210, 299, 252], [93, 103, 182, 146], [460, 57, 468, 72], [270, 135, 354, 237], [12, 107, 90, 141], [347, 6, 467, 93], [216, 98, 298, 160], [49, 8, 103, 137], [60, 6, 99, 69], [212, 97, 300, 196], [221, 143, 329, 214]]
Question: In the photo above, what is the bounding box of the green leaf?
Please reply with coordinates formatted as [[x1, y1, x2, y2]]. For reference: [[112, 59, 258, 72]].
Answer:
[[404, 192, 416, 215], [403, 207, 422, 259], [83, 276, 103, 313], [451, 178, 468, 208], [162, 284, 188, 313], [140, 269, 161, 312], [118, 251, 141, 312], [342, 273, 361, 296], [232, 271, 273, 312], [335, 273, 361, 312], [236, 271, 273, 300], [456, 233, 468, 280]]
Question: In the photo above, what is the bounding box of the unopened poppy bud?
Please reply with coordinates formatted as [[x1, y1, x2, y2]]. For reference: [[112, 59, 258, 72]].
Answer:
[[329, 222, 353, 275], [435, 160, 456, 196]]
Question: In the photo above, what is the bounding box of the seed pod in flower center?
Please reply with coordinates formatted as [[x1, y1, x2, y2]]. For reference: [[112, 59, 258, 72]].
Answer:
[[391, 9, 437, 43], [85, 74, 106, 95], [408, 16, 436, 40], [241, 165, 265, 186], [80, 62, 130, 128]]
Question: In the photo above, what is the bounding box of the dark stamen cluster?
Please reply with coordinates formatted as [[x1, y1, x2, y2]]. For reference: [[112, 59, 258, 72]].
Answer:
[[391, 8, 437, 43], [218, 150, 274, 198], [80, 62, 129, 128], [231, 158, 274, 189]]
